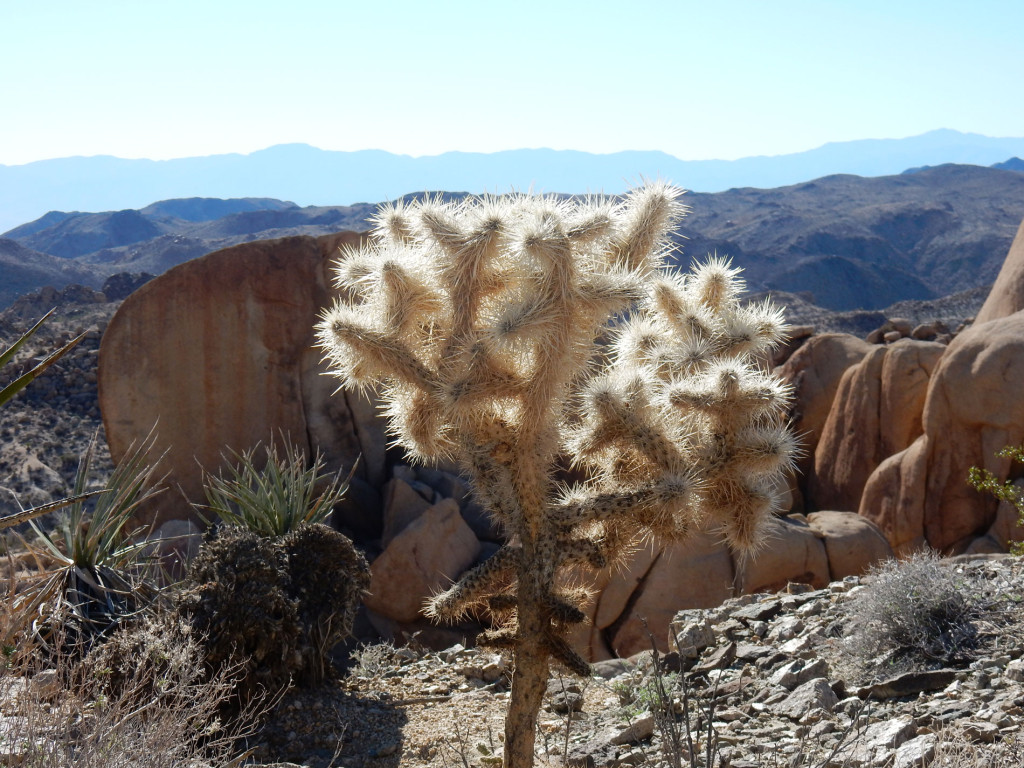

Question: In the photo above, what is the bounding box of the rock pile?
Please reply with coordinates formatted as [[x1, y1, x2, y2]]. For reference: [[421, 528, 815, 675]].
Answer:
[[244, 552, 1024, 768], [565, 553, 1024, 768]]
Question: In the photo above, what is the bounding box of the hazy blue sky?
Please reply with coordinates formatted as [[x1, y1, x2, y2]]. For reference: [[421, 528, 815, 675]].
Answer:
[[2, 0, 1021, 166]]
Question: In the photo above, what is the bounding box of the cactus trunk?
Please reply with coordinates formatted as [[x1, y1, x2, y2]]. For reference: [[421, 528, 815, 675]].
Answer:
[[505, 550, 550, 767]]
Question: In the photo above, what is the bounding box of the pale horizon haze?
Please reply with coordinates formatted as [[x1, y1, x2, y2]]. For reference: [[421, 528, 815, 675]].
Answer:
[[1, 0, 1022, 167]]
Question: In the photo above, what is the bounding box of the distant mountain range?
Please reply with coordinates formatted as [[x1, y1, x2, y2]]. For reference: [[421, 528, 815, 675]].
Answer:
[[3, 162, 1024, 314], [2, 129, 1024, 234]]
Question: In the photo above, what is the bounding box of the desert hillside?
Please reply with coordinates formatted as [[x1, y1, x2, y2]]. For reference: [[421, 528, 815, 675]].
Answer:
[[3, 163, 1023, 313]]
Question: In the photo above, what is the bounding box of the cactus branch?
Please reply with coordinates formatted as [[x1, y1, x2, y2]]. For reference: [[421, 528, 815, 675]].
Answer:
[[317, 184, 793, 768]]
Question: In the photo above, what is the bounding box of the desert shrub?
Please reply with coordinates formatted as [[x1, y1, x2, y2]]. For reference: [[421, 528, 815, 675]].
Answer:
[[180, 441, 369, 691], [82, 609, 208, 703], [0, 608, 263, 768], [282, 522, 369, 684], [968, 444, 1024, 555], [176, 525, 302, 697], [845, 550, 984, 677], [347, 641, 398, 678]]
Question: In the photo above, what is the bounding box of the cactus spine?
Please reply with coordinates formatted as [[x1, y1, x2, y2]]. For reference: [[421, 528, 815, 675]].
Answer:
[[317, 184, 795, 768]]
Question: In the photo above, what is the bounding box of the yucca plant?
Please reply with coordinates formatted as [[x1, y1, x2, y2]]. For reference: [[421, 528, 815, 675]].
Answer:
[[199, 440, 353, 536], [0, 308, 83, 409], [8, 430, 166, 656], [181, 439, 369, 687]]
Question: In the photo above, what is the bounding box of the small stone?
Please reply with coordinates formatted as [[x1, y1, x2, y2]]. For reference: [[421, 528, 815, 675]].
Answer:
[[769, 658, 829, 690], [549, 691, 584, 714], [1005, 659, 1024, 682], [961, 720, 1000, 743], [732, 598, 783, 623], [611, 713, 656, 745], [893, 734, 936, 768], [855, 669, 958, 700], [772, 678, 838, 721], [767, 616, 805, 642], [669, 615, 715, 658]]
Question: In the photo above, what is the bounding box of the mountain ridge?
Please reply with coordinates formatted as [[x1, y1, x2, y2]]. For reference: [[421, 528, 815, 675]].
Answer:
[[4, 163, 1024, 314], [3, 129, 1024, 233]]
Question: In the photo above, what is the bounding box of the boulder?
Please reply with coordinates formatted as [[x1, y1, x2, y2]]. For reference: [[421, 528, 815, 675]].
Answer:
[[365, 498, 481, 623], [910, 323, 939, 341], [568, 511, 893, 660], [607, 529, 735, 657], [775, 333, 873, 481], [734, 515, 830, 594], [860, 311, 1024, 552], [380, 477, 432, 547], [809, 339, 945, 512], [889, 318, 913, 336], [806, 510, 893, 580], [98, 232, 384, 526], [975, 216, 1024, 324], [770, 324, 814, 369]]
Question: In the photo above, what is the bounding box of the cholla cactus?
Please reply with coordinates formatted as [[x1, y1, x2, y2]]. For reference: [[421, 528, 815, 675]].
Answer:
[[317, 184, 794, 767]]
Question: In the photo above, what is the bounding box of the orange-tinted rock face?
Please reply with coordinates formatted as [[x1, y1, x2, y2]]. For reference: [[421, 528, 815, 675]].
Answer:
[[861, 310, 1024, 553], [98, 231, 378, 526], [776, 333, 874, 481], [976, 218, 1024, 324], [809, 339, 945, 513]]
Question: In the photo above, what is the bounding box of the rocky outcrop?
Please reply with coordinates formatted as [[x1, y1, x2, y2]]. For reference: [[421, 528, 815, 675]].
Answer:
[[806, 510, 894, 581], [239, 555, 1024, 768], [775, 333, 873, 482], [365, 498, 480, 624], [775, 333, 874, 513], [808, 339, 945, 512], [98, 231, 381, 526], [975, 216, 1024, 324], [96, 231, 896, 660], [860, 310, 1024, 553], [562, 511, 890, 659]]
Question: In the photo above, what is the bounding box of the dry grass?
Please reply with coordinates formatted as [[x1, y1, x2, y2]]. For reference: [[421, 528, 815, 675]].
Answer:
[[0, 598, 271, 768]]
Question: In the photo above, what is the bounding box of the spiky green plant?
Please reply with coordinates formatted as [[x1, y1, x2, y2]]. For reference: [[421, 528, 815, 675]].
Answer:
[[200, 441, 352, 537], [182, 439, 368, 687], [317, 184, 795, 768], [9, 430, 165, 655]]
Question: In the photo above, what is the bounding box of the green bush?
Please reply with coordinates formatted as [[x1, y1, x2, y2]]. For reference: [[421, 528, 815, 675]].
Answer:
[[968, 444, 1024, 555]]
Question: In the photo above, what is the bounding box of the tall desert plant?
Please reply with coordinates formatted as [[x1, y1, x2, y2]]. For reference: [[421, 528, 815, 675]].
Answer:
[[8, 430, 166, 655], [317, 184, 795, 767]]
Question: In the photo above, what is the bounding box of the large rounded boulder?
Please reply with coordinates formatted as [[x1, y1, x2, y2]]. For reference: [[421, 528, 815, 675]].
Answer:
[[98, 232, 385, 526]]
